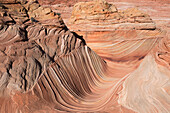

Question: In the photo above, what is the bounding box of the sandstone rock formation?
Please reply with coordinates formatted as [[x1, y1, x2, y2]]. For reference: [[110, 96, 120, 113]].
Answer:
[[0, 1, 86, 112], [67, 1, 169, 113], [37, 0, 170, 6], [69, 0, 155, 30], [0, 0, 169, 113], [67, 0, 168, 63]]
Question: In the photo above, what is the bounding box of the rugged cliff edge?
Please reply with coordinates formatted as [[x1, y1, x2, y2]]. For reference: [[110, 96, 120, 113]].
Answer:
[[0, 0, 169, 113]]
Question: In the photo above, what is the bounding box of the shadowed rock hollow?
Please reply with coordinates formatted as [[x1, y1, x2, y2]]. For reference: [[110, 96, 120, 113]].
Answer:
[[0, 0, 169, 113]]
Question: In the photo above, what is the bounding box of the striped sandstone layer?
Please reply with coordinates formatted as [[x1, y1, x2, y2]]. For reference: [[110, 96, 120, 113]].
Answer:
[[67, 0, 170, 113], [0, 0, 169, 113]]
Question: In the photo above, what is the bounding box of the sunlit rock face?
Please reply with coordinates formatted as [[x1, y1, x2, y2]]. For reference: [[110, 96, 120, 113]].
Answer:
[[0, 0, 169, 113], [69, 0, 155, 30], [68, 0, 168, 63], [37, 0, 170, 6], [67, 0, 169, 113]]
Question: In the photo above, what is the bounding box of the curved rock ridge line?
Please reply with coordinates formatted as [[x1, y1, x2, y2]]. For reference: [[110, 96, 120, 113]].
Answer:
[[85, 30, 165, 61], [152, 34, 170, 70], [0, 0, 169, 113], [23, 38, 169, 112], [0, 0, 85, 97], [27, 25, 85, 59], [0, 24, 85, 95], [0, 25, 26, 46], [66, 0, 169, 112], [30, 46, 130, 112], [118, 55, 170, 113]]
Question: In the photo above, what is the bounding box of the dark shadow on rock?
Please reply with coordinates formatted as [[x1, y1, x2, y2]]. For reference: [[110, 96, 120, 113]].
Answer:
[[71, 31, 86, 45]]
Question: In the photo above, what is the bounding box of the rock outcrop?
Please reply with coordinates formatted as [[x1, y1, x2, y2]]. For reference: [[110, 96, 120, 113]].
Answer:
[[37, 0, 170, 6], [69, 0, 155, 30], [0, 0, 169, 113], [67, 1, 169, 113], [0, 1, 86, 112]]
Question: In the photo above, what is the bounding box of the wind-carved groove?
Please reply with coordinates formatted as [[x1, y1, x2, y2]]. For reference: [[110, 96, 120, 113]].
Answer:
[[0, 25, 26, 45], [32, 46, 124, 112], [0, 19, 87, 93], [0, 1, 169, 113]]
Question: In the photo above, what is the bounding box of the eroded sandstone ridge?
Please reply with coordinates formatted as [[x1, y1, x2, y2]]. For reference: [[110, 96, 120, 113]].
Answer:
[[67, 1, 170, 113], [0, 0, 86, 112], [0, 0, 170, 113], [69, 0, 155, 30], [38, 0, 170, 6]]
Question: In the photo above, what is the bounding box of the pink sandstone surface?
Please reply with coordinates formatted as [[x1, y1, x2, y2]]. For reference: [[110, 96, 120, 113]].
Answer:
[[0, 0, 169, 113]]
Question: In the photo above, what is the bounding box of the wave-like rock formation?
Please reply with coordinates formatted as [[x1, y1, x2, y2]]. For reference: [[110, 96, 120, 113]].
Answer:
[[0, 0, 169, 113], [67, 0, 169, 112]]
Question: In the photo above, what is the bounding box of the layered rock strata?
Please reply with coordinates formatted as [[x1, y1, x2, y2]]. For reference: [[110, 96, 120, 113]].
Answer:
[[38, 0, 170, 6], [67, 1, 169, 113], [67, 0, 168, 64], [0, 1, 87, 112], [69, 0, 155, 30], [0, 0, 169, 113]]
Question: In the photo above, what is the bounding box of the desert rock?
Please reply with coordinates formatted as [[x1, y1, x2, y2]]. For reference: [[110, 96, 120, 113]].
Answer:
[[0, 0, 169, 113], [69, 0, 155, 30], [0, 0, 85, 106]]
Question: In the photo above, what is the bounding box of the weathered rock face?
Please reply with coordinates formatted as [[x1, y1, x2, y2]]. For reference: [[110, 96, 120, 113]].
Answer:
[[0, 0, 16, 4], [37, 0, 170, 6], [66, 0, 168, 62], [0, 0, 170, 113], [69, 0, 155, 30], [0, 0, 63, 25], [0, 1, 87, 112], [66, 1, 169, 113]]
